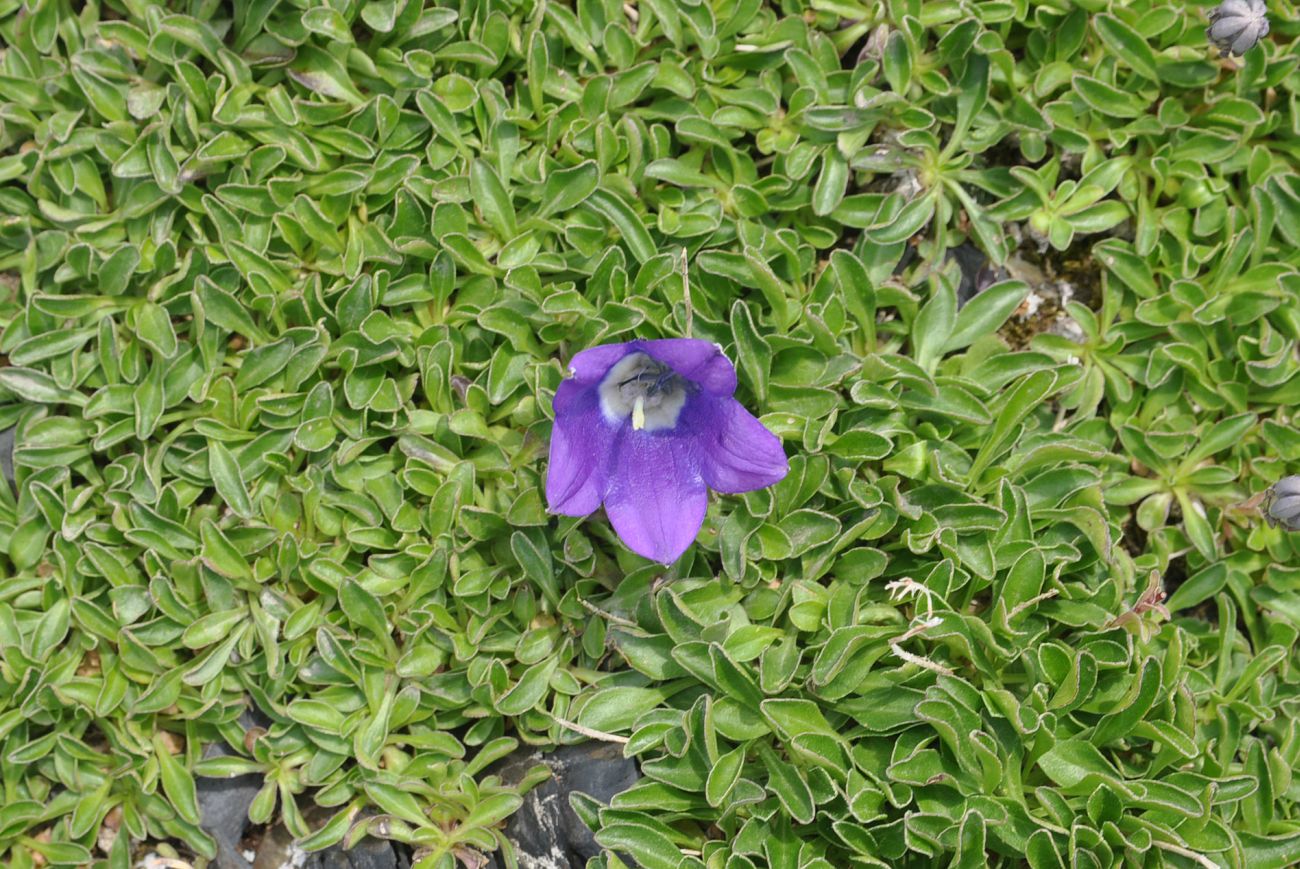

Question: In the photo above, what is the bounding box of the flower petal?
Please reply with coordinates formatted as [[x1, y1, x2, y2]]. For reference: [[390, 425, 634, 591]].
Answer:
[[1229, 24, 1259, 54], [565, 342, 634, 386], [546, 389, 612, 516], [696, 397, 789, 494], [552, 372, 596, 418], [641, 339, 737, 396], [602, 431, 708, 564], [1209, 17, 1245, 40], [1274, 476, 1300, 499], [1270, 494, 1300, 523]]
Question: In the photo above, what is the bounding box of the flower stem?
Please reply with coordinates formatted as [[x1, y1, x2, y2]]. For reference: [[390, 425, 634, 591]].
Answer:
[[549, 714, 630, 744], [1151, 840, 1216, 869], [681, 246, 693, 338], [578, 597, 638, 628]]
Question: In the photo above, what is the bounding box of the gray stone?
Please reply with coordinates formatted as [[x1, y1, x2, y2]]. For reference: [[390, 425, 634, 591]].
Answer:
[[493, 742, 640, 869], [198, 708, 269, 869], [0, 427, 14, 486], [891, 241, 1005, 307], [250, 818, 410, 869], [217, 738, 637, 868], [250, 823, 294, 869], [949, 241, 1007, 306], [314, 836, 403, 869]]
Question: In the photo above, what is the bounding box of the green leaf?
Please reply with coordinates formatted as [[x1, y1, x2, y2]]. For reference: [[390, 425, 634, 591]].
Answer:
[[1091, 657, 1161, 745], [883, 31, 912, 95], [586, 188, 655, 264], [339, 579, 389, 640], [968, 369, 1059, 481], [595, 823, 685, 869], [577, 687, 665, 733], [1072, 74, 1149, 118], [208, 441, 255, 519], [155, 735, 201, 824], [758, 744, 815, 824], [470, 159, 517, 239], [997, 548, 1045, 623], [1093, 14, 1158, 81], [730, 299, 770, 403], [812, 150, 849, 217], [912, 277, 957, 372], [944, 280, 1029, 352], [944, 52, 989, 157], [706, 745, 746, 807], [194, 277, 269, 341], [30, 597, 70, 659], [1175, 489, 1217, 560], [1037, 739, 1119, 788], [538, 161, 600, 218], [761, 698, 837, 740], [464, 793, 524, 829], [296, 806, 357, 852], [1241, 831, 1300, 869], [495, 656, 559, 715], [1166, 563, 1228, 612], [99, 246, 141, 294], [302, 7, 354, 42], [290, 45, 366, 104], [742, 248, 793, 330], [511, 530, 558, 608], [25, 841, 94, 867], [870, 192, 936, 244], [363, 782, 430, 827], [1186, 412, 1256, 464], [182, 607, 247, 648], [0, 368, 86, 406]]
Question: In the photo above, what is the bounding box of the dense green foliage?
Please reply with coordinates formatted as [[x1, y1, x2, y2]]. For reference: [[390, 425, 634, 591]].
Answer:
[[2, 0, 1300, 867]]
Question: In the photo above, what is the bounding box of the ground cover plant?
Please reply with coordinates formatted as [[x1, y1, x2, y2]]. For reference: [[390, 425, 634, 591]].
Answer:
[[2, 0, 1300, 866]]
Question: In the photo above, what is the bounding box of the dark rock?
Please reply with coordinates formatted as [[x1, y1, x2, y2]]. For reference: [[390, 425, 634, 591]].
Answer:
[[949, 241, 1008, 306], [314, 836, 403, 869], [891, 241, 1007, 307], [892, 240, 919, 276], [198, 707, 271, 869], [231, 741, 636, 869], [0, 427, 14, 486], [251, 823, 294, 869], [251, 819, 410, 869], [493, 742, 641, 869]]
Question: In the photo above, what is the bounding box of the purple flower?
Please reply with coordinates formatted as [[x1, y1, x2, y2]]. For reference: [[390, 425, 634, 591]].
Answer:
[[546, 339, 789, 565]]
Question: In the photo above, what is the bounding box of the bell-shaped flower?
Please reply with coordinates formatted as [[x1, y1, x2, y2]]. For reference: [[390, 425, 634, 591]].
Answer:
[[1207, 0, 1269, 56], [545, 339, 788, 564]]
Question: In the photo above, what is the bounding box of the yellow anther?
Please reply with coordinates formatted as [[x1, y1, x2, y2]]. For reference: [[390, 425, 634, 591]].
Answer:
[[631, 395, 646, 430]]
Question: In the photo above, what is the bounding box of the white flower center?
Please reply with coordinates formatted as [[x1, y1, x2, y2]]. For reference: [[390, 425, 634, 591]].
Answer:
[[598, 352, 689, 431]]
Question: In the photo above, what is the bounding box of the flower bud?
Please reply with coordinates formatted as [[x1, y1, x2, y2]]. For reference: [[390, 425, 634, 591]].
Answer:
[[1265, 475, 1300, 530], [1207, 0, 1270, 57]]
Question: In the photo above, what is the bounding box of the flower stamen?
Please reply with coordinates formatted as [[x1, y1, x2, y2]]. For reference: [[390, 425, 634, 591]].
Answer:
[[599, 352, 690, 431]]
